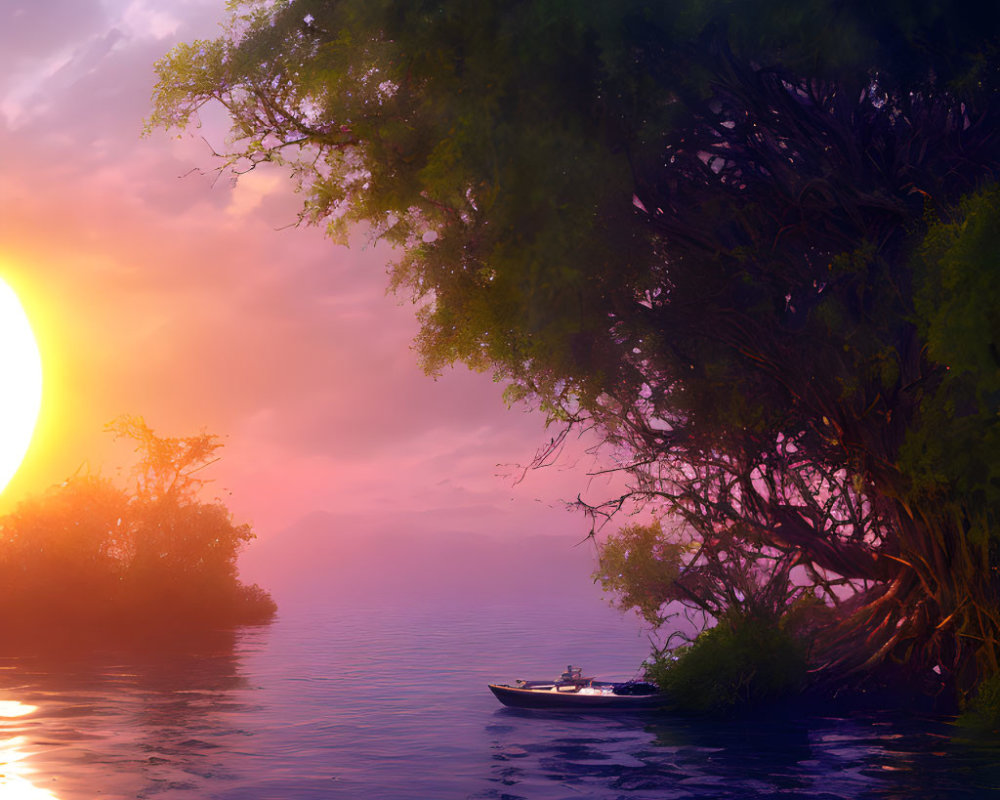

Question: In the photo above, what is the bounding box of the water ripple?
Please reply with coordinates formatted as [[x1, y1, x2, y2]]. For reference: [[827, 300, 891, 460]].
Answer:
[[0, 601, 994, 797]]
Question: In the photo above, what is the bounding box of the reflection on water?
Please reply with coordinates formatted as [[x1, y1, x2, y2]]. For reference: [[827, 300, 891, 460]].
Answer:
[[0, 702, 38, 717], [0, 602, 998, 798], [481, 707, 1000, 800], [0, 700, 53, 800], [0, 628, 263, 799], [0, 736, 59, 800], [0, 699, 58, 800]]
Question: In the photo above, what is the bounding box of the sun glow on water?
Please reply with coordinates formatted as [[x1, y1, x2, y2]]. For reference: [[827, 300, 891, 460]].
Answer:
[[0, 277, 42, 496], [0, 736, 59, 800], [0, 705, 57, 800], [0, 701, 38, 718]]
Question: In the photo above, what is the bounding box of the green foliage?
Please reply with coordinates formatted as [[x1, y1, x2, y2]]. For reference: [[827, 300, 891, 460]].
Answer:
[[646, 615, 808, 715], [146, 0, 1000, 429], [957, 671, 1000, 736], [146, 0, 1000, 457], [903, 186, 1000, 516], [0, 418, 275, 631], [593, 521, 690, 626], [598, 518, 821, 712], [595, 515, 816, 631]]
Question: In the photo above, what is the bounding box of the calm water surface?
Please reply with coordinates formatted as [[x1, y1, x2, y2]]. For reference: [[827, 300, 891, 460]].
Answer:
[[1, 595, 998, 799]]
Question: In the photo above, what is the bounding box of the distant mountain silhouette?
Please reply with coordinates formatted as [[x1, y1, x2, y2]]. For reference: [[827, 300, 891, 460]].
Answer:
[[239, 510, 606, 606]]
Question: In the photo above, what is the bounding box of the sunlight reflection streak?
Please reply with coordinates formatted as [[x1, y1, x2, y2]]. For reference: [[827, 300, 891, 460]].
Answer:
[[0, 701, 38, 718], [0, 735, 59, 800], [0, 701, 60, 799]]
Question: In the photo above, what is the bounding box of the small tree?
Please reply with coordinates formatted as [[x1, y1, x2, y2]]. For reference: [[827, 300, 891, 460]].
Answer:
[[106, 414, 222, 504], [595, 520, 818, 712], [0, 418, 275, 631]]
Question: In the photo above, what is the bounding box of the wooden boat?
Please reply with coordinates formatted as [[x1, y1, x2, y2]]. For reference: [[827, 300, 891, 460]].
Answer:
[[488, 665, 663, 710]]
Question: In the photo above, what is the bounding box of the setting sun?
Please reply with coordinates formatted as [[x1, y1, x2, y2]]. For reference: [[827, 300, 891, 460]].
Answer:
[[0, 277, 42, 496]]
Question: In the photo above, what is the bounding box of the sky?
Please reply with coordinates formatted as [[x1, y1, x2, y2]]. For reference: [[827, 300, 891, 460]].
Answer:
[[0, 0, 625, 548]]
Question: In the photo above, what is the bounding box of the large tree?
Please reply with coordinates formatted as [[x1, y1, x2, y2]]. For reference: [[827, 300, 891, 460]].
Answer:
[[150, 0, 1000, 697]]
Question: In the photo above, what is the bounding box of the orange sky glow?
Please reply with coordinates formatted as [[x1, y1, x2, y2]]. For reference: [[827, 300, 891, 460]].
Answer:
[[0, 0, 623, 547]]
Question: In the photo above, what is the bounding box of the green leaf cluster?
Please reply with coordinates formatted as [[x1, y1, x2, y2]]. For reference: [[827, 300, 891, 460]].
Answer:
[[957, 670, 1000, 738], [593, 521, 691, 626], [645, 615, 808, 715], [903, 186, 1000, 520]]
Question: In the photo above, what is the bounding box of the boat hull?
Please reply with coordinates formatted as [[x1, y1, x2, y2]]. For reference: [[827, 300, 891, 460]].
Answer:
[[488, 683, 663, 710]]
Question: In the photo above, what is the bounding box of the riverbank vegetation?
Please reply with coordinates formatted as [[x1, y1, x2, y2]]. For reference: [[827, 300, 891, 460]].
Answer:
[[0, 416, 275, 633], [149, 1, 999, 709], [645, 616, 809, 715]]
